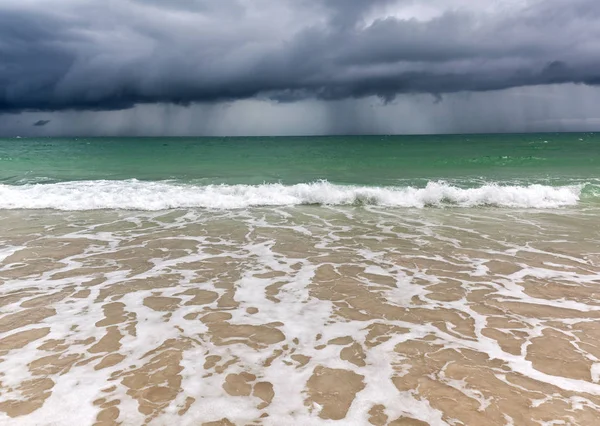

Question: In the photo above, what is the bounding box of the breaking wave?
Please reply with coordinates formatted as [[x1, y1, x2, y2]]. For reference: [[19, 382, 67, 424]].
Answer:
[[0, 180, 592, 210]]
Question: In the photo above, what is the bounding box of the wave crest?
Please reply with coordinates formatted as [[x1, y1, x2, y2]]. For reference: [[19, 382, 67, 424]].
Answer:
[[0, 180, 588, 210]]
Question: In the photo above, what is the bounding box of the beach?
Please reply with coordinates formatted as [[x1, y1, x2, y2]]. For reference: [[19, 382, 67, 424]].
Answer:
[[1, 135, 600, 425]]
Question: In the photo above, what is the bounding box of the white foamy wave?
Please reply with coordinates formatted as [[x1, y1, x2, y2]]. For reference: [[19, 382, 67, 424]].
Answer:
[[0, 180, 584, 210]]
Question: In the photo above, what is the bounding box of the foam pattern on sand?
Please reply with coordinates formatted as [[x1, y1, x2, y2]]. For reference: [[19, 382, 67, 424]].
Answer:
[[1, 206, 600, 425]]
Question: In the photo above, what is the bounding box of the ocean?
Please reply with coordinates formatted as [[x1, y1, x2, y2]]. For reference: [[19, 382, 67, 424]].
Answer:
[[1, 134, 599, 425]]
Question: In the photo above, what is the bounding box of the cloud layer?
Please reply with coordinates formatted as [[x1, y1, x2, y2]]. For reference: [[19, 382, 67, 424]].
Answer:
[[2, 0, 600, 113]]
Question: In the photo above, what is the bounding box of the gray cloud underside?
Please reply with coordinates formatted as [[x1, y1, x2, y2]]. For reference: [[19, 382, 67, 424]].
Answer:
[[2, 0, 600, 112]]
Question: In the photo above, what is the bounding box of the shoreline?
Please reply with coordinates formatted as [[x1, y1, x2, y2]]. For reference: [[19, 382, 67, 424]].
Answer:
[[1, 207, 599, 424]]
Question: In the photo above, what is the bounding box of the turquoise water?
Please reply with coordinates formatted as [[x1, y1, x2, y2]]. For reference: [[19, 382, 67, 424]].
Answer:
[[0, 134, 598, 209], [1, 134, 598, 185]]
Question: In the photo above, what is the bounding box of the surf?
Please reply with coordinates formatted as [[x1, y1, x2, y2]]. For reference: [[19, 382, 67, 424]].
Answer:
[[0, 180, 590, 210]]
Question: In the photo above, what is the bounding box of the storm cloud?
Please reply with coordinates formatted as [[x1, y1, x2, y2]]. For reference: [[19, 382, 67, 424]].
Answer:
[[2, 0, 600, 114]]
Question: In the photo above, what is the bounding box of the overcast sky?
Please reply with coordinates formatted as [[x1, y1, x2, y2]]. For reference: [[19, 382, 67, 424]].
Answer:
[[1, 0, 600, 136]]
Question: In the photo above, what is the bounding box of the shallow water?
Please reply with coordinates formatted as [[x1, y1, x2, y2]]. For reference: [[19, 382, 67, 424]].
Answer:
[[1, 205, 600, 425]]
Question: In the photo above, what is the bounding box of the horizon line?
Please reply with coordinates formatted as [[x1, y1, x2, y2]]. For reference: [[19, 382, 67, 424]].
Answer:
[[3, 130, 600, 139]]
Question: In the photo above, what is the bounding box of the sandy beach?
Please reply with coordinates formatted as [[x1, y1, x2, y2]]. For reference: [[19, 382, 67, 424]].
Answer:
[[1, 206, 599, 425], [3, 0, 600, 422]]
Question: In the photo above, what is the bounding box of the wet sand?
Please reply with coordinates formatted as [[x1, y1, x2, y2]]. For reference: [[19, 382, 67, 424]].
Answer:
[[1, 206, 600, 425]]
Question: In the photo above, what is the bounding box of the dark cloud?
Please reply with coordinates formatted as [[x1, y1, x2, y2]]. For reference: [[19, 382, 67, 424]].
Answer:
[[1, 0, 600, 113], [33, 120, 50, 126]]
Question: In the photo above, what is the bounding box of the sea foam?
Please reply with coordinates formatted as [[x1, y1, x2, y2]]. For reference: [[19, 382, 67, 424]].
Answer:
[[0, 180, 585, 210]]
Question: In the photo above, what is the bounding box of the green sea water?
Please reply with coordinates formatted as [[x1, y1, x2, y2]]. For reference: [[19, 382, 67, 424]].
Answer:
[[1, 133, 598, 185], [0, 133, 598, 209]]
